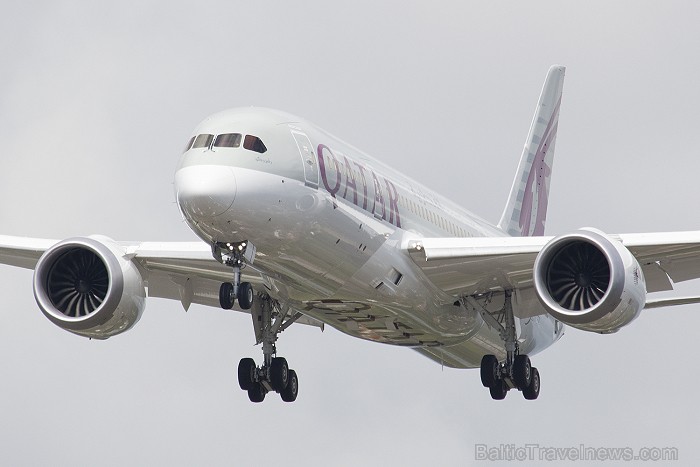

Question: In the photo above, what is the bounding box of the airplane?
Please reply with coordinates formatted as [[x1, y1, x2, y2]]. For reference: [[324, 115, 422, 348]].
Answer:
[[2, 65, 700, 402]]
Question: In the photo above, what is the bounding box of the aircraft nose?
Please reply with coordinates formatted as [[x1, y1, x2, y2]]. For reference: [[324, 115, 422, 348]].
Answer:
[[175, 165, 237, 220]]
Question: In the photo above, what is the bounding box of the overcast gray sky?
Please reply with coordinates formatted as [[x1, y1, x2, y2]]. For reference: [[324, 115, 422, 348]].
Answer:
[[1, 2, 699, 466]]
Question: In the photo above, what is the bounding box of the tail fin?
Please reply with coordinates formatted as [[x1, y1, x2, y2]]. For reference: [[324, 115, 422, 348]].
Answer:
[[498, 65, 566, 237]]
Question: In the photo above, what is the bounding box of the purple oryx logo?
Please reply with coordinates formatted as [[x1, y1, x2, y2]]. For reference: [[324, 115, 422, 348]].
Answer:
[[519, 97, 561, 237]]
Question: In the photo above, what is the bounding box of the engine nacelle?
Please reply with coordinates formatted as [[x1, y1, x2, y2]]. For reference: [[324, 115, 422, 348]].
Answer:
[[533, 228, 646, 334], [33, 236, 146, 339]]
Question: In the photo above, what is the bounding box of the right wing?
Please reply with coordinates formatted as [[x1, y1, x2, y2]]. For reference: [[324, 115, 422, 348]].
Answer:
[[406, 231, 700, 311]]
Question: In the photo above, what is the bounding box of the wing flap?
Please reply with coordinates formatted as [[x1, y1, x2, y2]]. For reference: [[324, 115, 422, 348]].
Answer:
[[660, 257, 700, 283], [645, 296, 700, 309], [640, 262, 674, 292]]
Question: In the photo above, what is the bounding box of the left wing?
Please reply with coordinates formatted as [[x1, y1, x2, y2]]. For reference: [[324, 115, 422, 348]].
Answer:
[[0, 235, 323, 328], [406, 231, 700, 311]]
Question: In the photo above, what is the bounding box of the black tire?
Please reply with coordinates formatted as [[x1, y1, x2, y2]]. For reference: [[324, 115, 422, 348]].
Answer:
[[480, 355, 499, 388], [281, 369, 298, 402], [219, 282, 235, 309], [523, 367, 540, 400], [513, 355, 532, 389], [248, 382, 266, 403], [270, 357, 289, 392], [489, 379, 508, 400], [238, 282, 254, 310], [238, 358, 256, 391]]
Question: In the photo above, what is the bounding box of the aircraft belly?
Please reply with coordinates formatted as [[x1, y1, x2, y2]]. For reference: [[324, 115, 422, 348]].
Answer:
[[288, 232, 486, 348], [413, 314, 562, 369]]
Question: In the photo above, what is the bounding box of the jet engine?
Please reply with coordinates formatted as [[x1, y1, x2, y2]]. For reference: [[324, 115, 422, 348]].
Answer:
[[33, 236, 146, 339], [533, 228, 646, 333]]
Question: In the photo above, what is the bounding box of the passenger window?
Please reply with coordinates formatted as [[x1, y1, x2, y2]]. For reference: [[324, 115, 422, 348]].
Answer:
[[184, 136, 195, 153], [243, 135, 267, 153], [192, 134, 214, 149], [214, 133, 242, 148]]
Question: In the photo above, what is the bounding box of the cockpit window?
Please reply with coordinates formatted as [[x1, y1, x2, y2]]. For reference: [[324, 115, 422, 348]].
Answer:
[[214, 133, 242, 148], [243, 135, 267, 153], [184, 136, 195, 153], [187, 133, 266, 154], [192, 134, 214, 149]]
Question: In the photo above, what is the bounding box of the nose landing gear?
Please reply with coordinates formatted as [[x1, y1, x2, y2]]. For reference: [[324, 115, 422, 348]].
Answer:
[[219, 281, 254, 310], [215, 241, 256, 310]]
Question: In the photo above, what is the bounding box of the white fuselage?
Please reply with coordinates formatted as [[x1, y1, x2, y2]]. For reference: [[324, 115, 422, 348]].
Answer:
[[174, 108, 561, 368]]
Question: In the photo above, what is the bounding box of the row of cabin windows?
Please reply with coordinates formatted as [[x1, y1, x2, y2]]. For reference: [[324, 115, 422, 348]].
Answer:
[[184, 133, 267, 154], [398, 193, 468, 237]]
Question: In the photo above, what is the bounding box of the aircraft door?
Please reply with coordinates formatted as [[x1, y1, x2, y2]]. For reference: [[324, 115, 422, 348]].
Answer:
[[291, 131, 318, 188]]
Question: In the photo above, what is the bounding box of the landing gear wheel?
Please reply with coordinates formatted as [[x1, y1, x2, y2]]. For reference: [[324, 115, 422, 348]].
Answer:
[[523, 367, 540, 400], [219, 282, 235, 310], [480, 355, 499, 388], [248, 382, 266, 403], [238, 282, 254, 310], [281, 370, 298, 402], [513, 355, 532, 389], [489, 379, 508, 400], [238, 358, 256, 391], [469, 293, 542, 401], [270, 357, 289, 392], [233, 292, 302, 403]]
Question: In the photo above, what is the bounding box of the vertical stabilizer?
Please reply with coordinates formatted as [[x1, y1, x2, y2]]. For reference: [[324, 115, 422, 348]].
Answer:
[[498, 65, 565, 237]]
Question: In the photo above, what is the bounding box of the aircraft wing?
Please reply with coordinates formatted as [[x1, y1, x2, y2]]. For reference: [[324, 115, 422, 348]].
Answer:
[[406, 231, 700, 312], [0, 235, 324, 328]]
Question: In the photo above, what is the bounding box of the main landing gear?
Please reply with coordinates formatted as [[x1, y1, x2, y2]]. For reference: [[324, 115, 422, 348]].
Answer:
[[463, 290, 541, 400], [479, 353, 540, 400], [238, 292, 302, 403]]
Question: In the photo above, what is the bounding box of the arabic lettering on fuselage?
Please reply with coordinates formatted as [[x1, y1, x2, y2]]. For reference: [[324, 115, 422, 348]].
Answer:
[[317, 144, 401, 228]]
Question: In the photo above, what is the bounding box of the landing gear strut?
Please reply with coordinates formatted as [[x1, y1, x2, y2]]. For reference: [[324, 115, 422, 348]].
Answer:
[[215, 241, 256, 310], [463, 290, 541, 400], [211, 240, 301, 402], [237, 292, 303, 403]]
